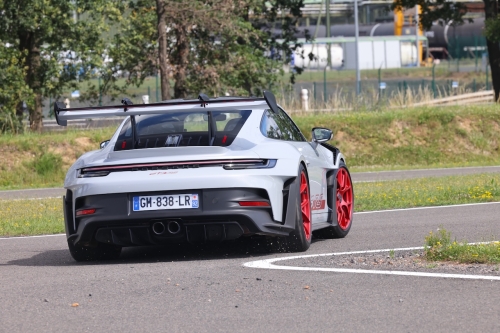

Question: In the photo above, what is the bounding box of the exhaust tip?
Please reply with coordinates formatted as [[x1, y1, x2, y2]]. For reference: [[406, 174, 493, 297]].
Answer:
[[167, 221, 181, 235], [152, 222, 166, 235]]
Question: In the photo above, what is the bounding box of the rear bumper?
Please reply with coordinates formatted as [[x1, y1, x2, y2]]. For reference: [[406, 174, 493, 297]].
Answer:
[[65, 188, 294, 246]]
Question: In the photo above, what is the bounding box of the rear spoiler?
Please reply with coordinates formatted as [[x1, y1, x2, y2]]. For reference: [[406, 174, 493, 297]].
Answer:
[[54, 91, 280, 126]]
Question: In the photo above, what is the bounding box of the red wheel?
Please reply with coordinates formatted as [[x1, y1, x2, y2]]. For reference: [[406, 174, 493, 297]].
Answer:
[[314, 161, 353, 239], [285, 164, 312, 252], [336, 167, 353, 230], [300, 171, 312, 240]]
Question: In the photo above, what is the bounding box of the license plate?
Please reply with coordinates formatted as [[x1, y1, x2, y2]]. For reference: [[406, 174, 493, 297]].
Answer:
[[132, 194, 199, 211]]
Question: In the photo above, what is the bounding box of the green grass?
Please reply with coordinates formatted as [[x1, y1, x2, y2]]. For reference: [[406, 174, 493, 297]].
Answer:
[[424, 228, 500, 264], [355, 173, 500, 212], [0, 198, 64, 236], [1, 104, 500, 190], [294, 105, 500, 171], [0, 127, 116, 190], [1, 173, 500, 236]]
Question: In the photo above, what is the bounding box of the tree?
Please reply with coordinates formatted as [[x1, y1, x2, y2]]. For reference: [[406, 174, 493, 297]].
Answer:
[[0, 45, 33, 133], [0, 0, 124, 131], [156, 0, 170, 100], [483, 0, 500, 102], [392, 0, 500, 102], [104, 0, 307, 100]]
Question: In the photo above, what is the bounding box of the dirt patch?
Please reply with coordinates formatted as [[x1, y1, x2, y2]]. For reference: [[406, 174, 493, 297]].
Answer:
[[0, 136, 97, 174], [49, 137, 96, 168], [456, 116, 476, 133], [0, 149, 35, 171], [49, 137, 96, 169], [74, 137, 93, 148]]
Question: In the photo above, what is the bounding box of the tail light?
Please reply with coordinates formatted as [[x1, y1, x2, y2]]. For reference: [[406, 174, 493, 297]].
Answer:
[[239, 201, 270, 207], [76, 208, 96, 217]]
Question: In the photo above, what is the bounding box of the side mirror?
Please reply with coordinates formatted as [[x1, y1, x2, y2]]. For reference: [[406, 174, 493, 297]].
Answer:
[[312, 127, 333, 143], [100, 140, 110, 149]]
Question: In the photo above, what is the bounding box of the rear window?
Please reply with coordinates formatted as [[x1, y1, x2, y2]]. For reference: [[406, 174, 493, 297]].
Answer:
[[114, 110, 251, 151]]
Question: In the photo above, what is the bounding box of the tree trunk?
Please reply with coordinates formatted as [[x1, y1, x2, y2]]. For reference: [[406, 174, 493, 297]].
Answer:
[[173, 25, 189, 99], [484, 0, 500, 102], [156, 0, 170, 100], [29, 48, 43, 131], [17, 29, 43, 131]]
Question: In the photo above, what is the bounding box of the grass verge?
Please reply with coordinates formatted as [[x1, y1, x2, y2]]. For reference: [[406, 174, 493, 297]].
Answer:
[[1, 173, 499, 237], [1, 104, 500, 190], [0, 198, 64, 236], [0, 127, 116, 190], [425, 228, 500, 264], [355, 173, 500, 212]]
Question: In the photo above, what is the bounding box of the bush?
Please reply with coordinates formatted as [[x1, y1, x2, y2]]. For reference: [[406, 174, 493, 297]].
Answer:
[[31, 152, 62, 177], [424, 228, 500, 264]]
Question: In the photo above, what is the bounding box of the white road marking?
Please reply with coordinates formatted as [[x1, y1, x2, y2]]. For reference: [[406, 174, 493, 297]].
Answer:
[[0, 234, 65, 240], [354, 165, 500, 174], [0, 197, 62, 201], [243, 245, 500, 281], [354, 201, 500, 214]]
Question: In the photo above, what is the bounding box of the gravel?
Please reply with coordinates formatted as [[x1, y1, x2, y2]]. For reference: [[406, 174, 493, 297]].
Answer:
[[279, 250, 500, 276]]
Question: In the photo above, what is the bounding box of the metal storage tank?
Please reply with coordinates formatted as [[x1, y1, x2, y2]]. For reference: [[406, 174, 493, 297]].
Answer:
[[293, 44, 343, 69], [296, 26, 327, 39], [330, 24, 375, 37], [426, 18, 485, 48]]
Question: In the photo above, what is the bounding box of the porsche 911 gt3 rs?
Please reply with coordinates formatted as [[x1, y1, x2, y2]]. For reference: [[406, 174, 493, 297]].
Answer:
[[55, 91, 354, 261]]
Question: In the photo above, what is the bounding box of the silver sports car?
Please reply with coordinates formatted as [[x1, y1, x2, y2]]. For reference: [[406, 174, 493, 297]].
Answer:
[[55, 91, 354, 261]]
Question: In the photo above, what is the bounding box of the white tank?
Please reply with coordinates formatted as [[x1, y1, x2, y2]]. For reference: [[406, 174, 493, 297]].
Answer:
[[293, 44, 343, 69], [400, 42, 418, 66]]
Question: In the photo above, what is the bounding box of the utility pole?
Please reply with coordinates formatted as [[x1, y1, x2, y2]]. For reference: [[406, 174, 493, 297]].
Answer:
[[326, 0, 331, 68], [415, 5, 420, 67], [354, 0, 360, 95]]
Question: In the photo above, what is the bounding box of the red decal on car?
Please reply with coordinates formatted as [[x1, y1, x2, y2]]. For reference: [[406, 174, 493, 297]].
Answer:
[[311, 194, 326, 210]]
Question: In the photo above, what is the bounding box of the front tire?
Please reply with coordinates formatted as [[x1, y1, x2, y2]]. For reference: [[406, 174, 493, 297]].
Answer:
[[68, 241, 122, 262], [285, 164, 312, 252], [315, 161, 354, 239]]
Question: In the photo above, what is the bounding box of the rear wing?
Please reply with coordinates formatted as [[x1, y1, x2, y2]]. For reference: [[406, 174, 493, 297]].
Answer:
[[54, 91, 280, 126]]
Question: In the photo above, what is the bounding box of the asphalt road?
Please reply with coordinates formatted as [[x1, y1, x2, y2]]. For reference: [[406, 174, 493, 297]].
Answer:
[[2, 165, 500, 200], [1, 203, 499, 332]]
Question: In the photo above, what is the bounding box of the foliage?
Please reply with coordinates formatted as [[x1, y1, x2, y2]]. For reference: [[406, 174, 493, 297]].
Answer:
[[0, 0, 125, 130], [30, 152, 63, 176], [0, 45, 33, 133], [100, 0, 307, 99], [391, 0, 469, 30], [484, 13, 500, 43], [425, 228, 500, 264]]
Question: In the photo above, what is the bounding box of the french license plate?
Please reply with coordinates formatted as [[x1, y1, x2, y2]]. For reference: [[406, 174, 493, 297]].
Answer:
[[133, 194, 199, 211]]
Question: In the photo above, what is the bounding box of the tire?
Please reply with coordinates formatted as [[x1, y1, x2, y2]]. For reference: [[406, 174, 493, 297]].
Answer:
[[68, 240, 122, 262], [315, 161, 354, 239], [285, 164, 312, 252]]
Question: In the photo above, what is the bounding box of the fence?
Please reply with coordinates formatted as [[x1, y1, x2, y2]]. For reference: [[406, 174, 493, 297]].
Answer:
[[42, 62, 493, 118]]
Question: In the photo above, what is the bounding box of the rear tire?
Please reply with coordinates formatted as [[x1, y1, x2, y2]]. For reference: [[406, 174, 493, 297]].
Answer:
[[285, 164, 312, 252], [315, 161, 354, 239], [68, 241, 122, 262]]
